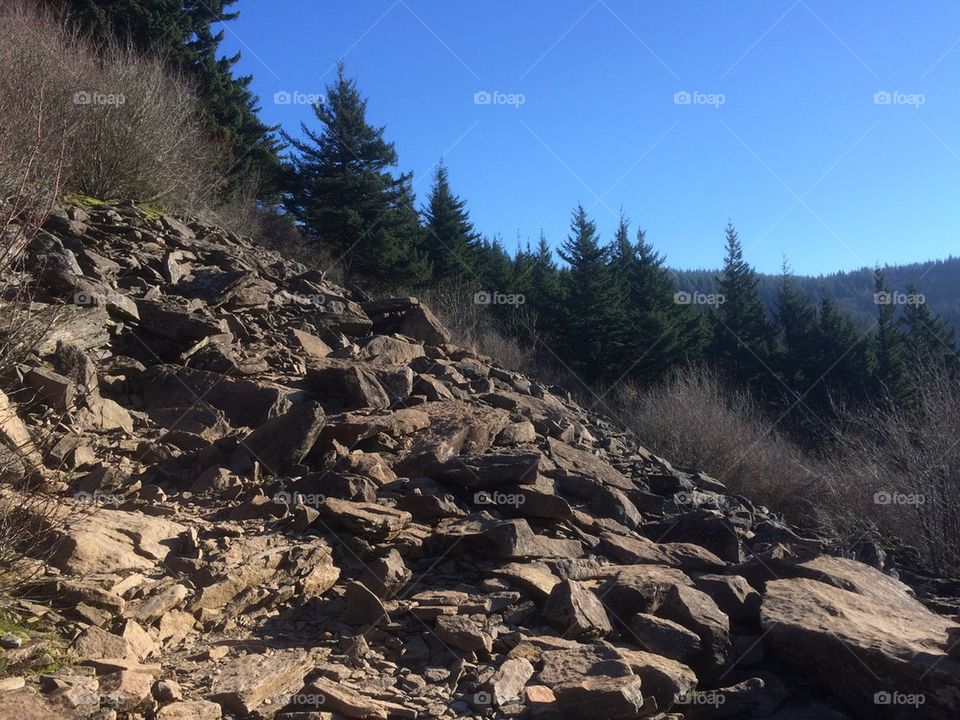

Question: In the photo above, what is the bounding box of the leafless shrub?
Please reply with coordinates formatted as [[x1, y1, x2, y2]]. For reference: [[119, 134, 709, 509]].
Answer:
[[615, 363, 960, 574], [0, 0, 224, 215], [416, 280, 537, 372], [614, 365, 825, 520], [0, 43, 68, 604], [825, 370, 960, 574]]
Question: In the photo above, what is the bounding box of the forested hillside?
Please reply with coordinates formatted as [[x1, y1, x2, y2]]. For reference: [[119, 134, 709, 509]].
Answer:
[[674, 257, 960, 334]]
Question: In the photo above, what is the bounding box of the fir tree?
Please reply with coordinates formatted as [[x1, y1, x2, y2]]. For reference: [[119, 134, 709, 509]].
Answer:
[[813, 296, 873, 403], [477, 236, 515, 293], [422, 161, 480, 281], [556, 206, 623, 383], [609, 217, 704, 385], [775, 262, 818, 389], [901, 282, 958, 376], [284, 64, 428, 285], [873, 269, 912, 407], [711, 222, 775, 392]]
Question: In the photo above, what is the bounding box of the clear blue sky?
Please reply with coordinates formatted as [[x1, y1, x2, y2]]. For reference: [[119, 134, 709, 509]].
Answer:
[[219, 0, 960, 275]]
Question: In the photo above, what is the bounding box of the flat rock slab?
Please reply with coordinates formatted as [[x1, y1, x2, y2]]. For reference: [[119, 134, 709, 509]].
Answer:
[[393, 400, 510, 476], [208, 650, 310, 715], [241, 401, 325, 475], [429, 450, 543, 488], [601, 531, 727, 572], [290, 678, 394, 719], [761, 557, 960, 720], [49, 507, 186, 575], [434, 517, 582, 560], [542, 579, 612, 640], [157, 700, 223, 719], [139, 364, 293, 429], [546, 437, 633, 491], [319, 498, 411, 541]]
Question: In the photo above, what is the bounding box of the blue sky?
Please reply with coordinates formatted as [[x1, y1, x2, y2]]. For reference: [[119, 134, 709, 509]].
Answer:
[[219, 0, 960, 275]]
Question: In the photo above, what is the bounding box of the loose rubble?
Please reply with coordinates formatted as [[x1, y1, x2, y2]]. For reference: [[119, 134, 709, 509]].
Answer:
[[0, 200, 958, 719]]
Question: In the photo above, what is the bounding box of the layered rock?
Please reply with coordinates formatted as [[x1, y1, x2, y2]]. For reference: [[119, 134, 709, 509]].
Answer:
[[0, 200, 955, 720]]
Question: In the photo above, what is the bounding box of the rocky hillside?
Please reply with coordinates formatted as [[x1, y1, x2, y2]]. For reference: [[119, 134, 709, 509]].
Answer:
[[1, 200, 958, 719]]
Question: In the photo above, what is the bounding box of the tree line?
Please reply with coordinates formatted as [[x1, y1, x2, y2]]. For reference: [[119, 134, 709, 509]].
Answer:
[[53, 2, 960, 444], [280, 65, 958, 443]]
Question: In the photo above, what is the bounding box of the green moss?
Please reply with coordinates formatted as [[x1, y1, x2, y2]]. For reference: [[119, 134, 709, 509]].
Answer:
[[62, 192, 108, 207], [0, 612, 31, 640], [0, 611, 68, 678], [61, 192, 165, 221], [138, 204, 163, 221]]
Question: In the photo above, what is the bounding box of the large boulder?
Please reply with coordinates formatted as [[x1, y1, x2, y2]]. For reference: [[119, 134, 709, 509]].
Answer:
[[138, 365, 293, 429], [398, 304, 450, 345], [48, 507, 186, 575], [241, 402, 325, 475], [761, 557, 960, 720]]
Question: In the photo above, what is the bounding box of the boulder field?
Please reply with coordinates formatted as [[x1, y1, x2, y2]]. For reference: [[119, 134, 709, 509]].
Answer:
[[0, 201, 958, 719]]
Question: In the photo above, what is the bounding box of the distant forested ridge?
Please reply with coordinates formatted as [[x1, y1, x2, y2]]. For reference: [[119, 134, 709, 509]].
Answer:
[[673, 256, 960, 333]]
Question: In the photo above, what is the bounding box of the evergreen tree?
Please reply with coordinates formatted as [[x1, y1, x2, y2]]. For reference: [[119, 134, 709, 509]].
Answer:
[[529, 232, 563, 309], [872, 269, 912, 407], [775, 262, 818, 389], [901, 282, 958, 376], [556, 206, 623, 383], [522, 232, 564, 347], [711, 222, 775, 392], [422, 162, 480, 281], [813, 296, 873, 403], [284, 64, 428, 285], [56, 0, 281, 200], [477, 236, 514, 292], [609, 217, 704, 385]]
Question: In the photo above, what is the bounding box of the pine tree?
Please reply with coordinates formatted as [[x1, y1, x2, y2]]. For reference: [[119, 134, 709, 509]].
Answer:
[[529, 233, 563, 308], [422, 162, 480, 281], [813, 297, 873, 403], [284, 64, 428, 285], [556, 206, 623, 383], [477, 236, 515, 293], [711, 222, 775, 392], [775, 262, 818, 389], [609, 217, 705, 385], [522, 232, 564, 348], [901, 282, 958, 376], [873, 269, 912, 408]]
